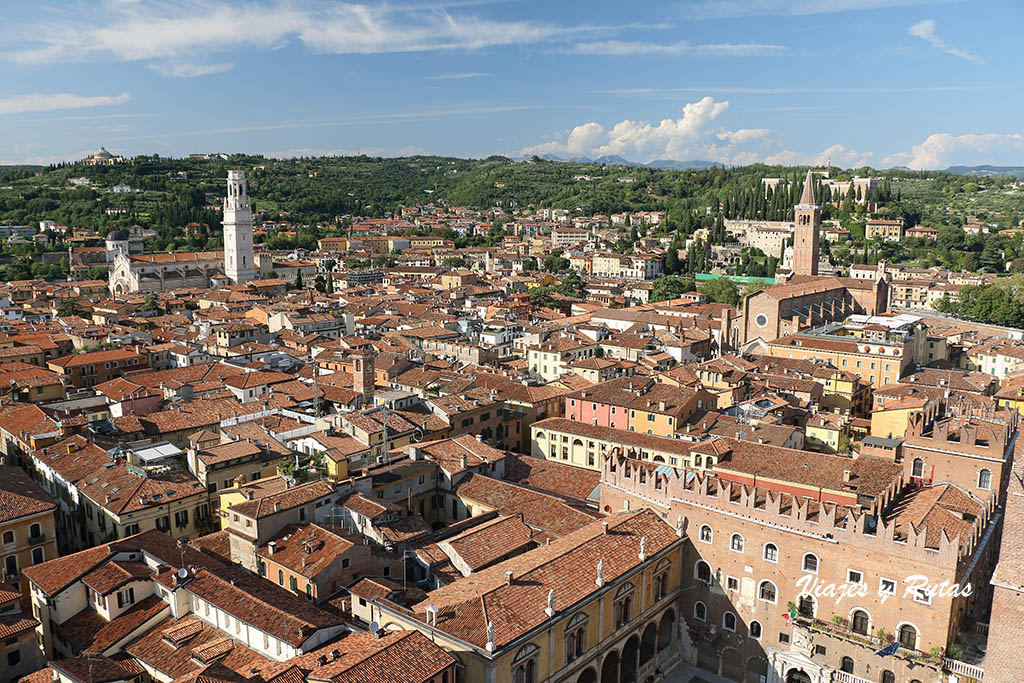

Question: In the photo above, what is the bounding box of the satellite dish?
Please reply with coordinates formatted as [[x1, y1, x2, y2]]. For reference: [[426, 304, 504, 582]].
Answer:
[[367, 621, 379, 633], [177, 568, 188, 579]]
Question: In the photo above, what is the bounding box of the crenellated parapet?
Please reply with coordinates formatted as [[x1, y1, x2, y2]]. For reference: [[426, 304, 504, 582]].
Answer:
[[601, 450, 995, 571]]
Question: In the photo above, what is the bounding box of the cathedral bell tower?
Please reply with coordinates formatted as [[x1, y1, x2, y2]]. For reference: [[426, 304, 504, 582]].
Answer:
[[223, 170, 256, 284], [792, 170, 821, 276]]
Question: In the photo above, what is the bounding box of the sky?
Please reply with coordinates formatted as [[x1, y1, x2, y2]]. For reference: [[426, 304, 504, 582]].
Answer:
[[1, 0, 1023, 168]]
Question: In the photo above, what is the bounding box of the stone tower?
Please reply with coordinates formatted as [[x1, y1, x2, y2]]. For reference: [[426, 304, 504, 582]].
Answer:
[[792, 170, 821, 276], [223, 170, 256, 284], [351, 349, 375, 406]]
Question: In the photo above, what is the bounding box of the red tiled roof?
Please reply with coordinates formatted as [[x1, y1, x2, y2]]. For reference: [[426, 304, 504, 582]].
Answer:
[[0, 465, 55, 523]]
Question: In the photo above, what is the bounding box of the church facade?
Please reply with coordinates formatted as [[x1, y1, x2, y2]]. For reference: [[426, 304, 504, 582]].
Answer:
[[109, 170, 256, 296], [735, 170, 889, 347]]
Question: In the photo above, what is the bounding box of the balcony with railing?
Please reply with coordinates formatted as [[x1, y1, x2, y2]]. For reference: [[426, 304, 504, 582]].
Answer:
[[796, 615, 985, 682], [794, 616, 941, 669]]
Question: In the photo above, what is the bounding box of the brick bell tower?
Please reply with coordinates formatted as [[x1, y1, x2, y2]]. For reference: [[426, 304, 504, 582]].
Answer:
[[792, 170, 821, 276], [351, 349, 375, 406]]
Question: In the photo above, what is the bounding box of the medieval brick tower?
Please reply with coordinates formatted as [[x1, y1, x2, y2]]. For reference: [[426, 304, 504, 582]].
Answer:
[[223, 170, 256, 284], [351, 349, 375, 406], [792, 170, 821, 276]]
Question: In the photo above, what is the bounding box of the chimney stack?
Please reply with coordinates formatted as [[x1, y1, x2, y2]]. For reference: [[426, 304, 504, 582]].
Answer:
[[505, 570, 514, 585], [842, 469, 852, 484]]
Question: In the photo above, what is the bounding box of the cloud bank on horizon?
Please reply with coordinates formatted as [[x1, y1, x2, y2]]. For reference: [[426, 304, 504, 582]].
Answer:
[[519, 96, 1024, 170], [1, 0, 1020, 169]]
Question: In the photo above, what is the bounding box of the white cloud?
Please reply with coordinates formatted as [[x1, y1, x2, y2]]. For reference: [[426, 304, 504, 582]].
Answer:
[[592, 97, 730, 160], [569, 41, 786, 56], [522, 97, 752, 162], [763, 144, 874, 168], [423, 72, 491, 80], [149, 61, 233, 77], [519, 98, 888, 167], [908, 19, 981, 63], [7, 0, 621, 69], [566, 122, 606, 155], [884, 133, 1024, 169], [716, 128, 772, 144], [0, 91, 130, 115], [681, 0, 946, 20]]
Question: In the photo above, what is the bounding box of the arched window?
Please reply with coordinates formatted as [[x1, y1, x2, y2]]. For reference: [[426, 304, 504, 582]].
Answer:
[[851, 610, 870, 635], [798, 594, 815, 618], [693, 601, 707, 622], [978, 469, 992, 490], [882, 671, 896, 683], [29, 523, 41, 539], [653, 558, 670, 601], [614, 582, 635, 627], [899, 624, 918, 650], [564, 612, 588, 663], [912, 458, 924, 478], [512, 644, 539, 683], [1, 531, 12, 545], [694, 560, 712, 584], [802, 553, 818, 573], [723, 612, 737, 632], [277, 569, 284, 586], [840, 657, 854, 673], [749, 621, 762, 639], [730, 533, 745, 552], [758, 580, 777, 603], [764, 543, 778, 563], [699, 525, 713, 543]]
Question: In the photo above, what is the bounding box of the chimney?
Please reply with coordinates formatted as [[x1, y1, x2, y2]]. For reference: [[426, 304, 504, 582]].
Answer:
[[602, 521, 609, 535], [505, 570, 514, 585], [460, 454, 468, 470], [273, 502, 281, 513], [758, 438, 764, 444], [842, 469, 852, 484], [268, 541, 276, 555]]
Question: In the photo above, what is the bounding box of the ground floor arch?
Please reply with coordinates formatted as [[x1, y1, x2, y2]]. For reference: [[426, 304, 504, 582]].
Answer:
[[601, 651, 620, 683], [620, 634, 639, 683], [785, 669, 812, 683]]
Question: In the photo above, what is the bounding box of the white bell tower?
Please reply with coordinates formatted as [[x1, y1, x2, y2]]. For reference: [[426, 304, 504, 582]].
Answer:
[[223, 170, 256, 284]]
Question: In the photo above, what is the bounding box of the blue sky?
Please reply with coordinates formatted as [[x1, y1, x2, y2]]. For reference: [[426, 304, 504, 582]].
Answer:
[[1, 0, 1022, 168]]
